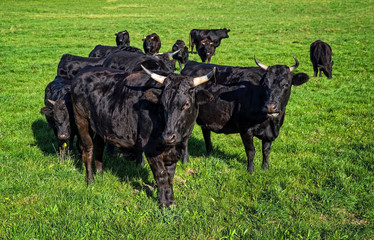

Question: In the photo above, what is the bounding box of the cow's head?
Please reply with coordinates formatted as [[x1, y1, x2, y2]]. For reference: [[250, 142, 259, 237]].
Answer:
[[255, 56, 309, 118], [41, 99, 71, 140], [115, 30, 130, 47], [143, 33, 161, 54], [198, 39, 215, 62], [142, 65, 215, 146], [319, 60, 334, 79]]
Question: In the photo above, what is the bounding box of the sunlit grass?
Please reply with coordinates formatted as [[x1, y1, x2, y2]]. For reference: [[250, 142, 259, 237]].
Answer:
[[0, 0, 373, 239]]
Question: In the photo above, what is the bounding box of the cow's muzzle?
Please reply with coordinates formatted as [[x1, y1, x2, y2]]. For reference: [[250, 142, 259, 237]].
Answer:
[[266, 104, 280, 118], [163, 133, 177, 146], [58, 133, 70, 140]]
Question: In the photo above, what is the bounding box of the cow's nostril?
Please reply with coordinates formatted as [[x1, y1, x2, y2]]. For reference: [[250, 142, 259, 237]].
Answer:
[[164, 133, 177, 144], [267, 104, 277, 113]]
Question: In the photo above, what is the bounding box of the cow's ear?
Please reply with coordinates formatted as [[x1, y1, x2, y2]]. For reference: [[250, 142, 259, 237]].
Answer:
[[292, 73, 309, 86], [196, 89, 214, 105], [144, 89, 160, 104], [40, 106, 53, 117]]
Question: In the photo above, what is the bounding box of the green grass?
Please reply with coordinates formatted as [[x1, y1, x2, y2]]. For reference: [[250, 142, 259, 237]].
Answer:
[[0, 0, 373, 239]]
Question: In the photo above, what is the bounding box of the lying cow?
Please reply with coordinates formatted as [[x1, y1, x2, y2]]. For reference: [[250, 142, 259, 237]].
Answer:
[[197, 38, 215, 63], [71, 65, 215, 207], [143, 33, 161, 55], [181, 57, 309, 173], [171, 40, 189, 71], [189, 28, 230, 53], [40, 76, 79, 159], [310, 40, 334, 78]]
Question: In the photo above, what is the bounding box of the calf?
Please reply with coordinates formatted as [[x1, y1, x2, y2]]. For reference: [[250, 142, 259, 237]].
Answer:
[[143, 33, 161, 55], [181, 57, 309, 173], [71, 66, 215, 207], [115, 30, 130, 47], [172, 40, 189, 71], [189, 28, 230, 53], [197, 38, 215, 63], [40, 76, 78, 159], [310, 40, 334, 78]]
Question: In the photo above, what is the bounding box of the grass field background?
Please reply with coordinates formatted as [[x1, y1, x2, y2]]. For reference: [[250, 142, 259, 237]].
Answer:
[[0, 0, 373, 239]]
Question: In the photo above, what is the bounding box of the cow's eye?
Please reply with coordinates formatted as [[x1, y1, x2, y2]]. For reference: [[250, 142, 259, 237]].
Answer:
[[283, 83, 289, 89], [182, 100, 191, 110]]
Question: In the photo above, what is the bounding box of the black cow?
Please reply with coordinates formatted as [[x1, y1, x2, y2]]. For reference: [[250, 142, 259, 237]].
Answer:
[[71, 65, 215, 207], [57, 54, 107, 81], [189, 28, 230, 53], [143, 33, 161, 55], [197, 38, 215, 63], [181, 57, 309, 173], [310, 40, 334, 78], [102, 50, 175, 73], [88, 45, 143, 58], [171, 40, 189, 71], [115, 30, 130, 47], [40, 76, 79, 159]]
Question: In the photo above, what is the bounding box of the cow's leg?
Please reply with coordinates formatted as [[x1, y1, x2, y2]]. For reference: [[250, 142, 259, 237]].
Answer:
[[318, 67, 322, 77], [202, 127, 213, 154], [313, 65, 318, 77], [262, 140, 272, 170], [181, 140, 189, 163], [93, 134, 105, 175], [178, 61, 183, 73], [106, 143, 115, 156], [240, 132, 255, 174], [148, 157, 176, 207], [74, 112, 94, 183], [135, 150, 145, 167]]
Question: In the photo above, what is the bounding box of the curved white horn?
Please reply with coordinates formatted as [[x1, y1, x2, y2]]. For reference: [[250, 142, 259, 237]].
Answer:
[[289, 56, 299, 72], [141, 65, 167, 84], [254, 55, 268, 70], [48, 99, 56, 105], [193, 67, 216, 86]]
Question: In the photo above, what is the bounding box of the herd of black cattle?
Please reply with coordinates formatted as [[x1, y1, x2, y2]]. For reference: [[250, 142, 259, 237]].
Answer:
[[40, 28, 334, 207]]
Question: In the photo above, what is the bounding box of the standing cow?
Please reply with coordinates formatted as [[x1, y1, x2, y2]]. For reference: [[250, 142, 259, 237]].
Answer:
[[40, 76, 79, 160], [143, 33, 161, 55], [71, 66, 215, 207], [189, 28, 230, 53], [102, 50, 176, 73], [88, 45, 143, 58], [115, 29, 130, 47], [197, 38, 215, 63], [181, 57, 309, 173], [310, 40, 334, 78], [57, 54, 107, 81], [171, 40, 189, 71]]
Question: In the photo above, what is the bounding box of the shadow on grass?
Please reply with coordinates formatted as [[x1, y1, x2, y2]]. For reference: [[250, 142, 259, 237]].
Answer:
[[31, 119, 154, 201], [188, 135, 245, 166]]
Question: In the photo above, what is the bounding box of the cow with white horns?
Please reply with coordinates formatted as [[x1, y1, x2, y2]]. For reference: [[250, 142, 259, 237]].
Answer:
[[71, 65, 215, 207], [181, 57, 309, 172]]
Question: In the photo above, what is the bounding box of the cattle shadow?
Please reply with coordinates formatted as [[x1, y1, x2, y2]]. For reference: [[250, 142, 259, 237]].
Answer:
[[187, 134, 246, 167], [31, 119, 155, 201]]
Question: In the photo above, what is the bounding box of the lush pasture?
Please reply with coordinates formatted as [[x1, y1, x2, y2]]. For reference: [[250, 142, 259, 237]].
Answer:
[[0, 0, 373, 239]]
